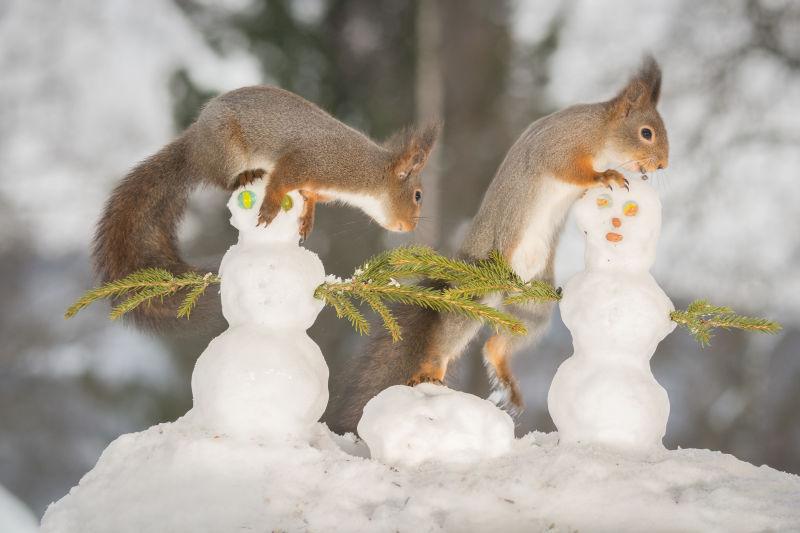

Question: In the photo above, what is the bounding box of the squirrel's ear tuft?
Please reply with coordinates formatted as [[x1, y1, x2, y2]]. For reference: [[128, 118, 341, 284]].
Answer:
[[612, 55, 662, 116], [387, 121, 442, 179], [639, 55, 662, 105]]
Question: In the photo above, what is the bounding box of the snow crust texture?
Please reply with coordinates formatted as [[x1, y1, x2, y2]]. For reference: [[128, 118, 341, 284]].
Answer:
[[41, 426, 800, 533], [548, 177, 675, 451], [190, 182, 328, 441], [358, 384, 514, 467]]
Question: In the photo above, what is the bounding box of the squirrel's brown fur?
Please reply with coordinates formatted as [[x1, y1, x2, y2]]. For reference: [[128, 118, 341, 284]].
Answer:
[[327, 57, 669, 434], [93, 86, 439, 332]]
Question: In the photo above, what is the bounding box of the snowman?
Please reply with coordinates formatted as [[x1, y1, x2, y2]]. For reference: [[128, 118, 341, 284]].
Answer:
[[547, 176, 675, 451], [188, 179, 329, 442]]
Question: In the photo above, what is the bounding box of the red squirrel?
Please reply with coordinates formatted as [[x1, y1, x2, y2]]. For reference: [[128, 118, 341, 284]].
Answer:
[[93, 86, 439, 332], [328, 57, 669, 433]]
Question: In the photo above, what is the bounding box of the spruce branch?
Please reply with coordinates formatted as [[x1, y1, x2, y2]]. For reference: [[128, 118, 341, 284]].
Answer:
[[313, 278, 527, 340], [177, 273, 218, 318], [314, 286, 370, 336], [64, 268, 220, 320], [384, 246, 562, 304], [65, 246, 561, 341], [670, 299, 782, 347]]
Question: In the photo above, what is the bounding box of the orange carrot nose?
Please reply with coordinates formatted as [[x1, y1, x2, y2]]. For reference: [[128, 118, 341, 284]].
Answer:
[[612, 217, 621, 228]]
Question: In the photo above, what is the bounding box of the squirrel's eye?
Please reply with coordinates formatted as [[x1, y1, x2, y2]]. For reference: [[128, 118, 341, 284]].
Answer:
[[414, 190, 422, 203], [640, 127, 653, 141]]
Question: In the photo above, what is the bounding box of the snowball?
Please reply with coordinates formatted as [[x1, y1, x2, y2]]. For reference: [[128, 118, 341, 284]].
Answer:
[[548, 177, 675, 451], [548, 354, 670, 449], [358, 384, 514, 467], [560, 270, 675, 357], [219, 243, 325, 330], [189, 325, 328, 441]]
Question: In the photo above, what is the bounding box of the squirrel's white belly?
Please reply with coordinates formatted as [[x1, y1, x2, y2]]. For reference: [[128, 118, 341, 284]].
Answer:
[[511, 177, 582, 281]]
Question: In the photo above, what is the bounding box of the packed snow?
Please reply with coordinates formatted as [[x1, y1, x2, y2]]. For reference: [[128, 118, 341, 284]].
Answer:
[[41, 424, 800, 532], [358, 383, 514, 467], [41, 183, 800, 532], [549, 177, 674, 450]]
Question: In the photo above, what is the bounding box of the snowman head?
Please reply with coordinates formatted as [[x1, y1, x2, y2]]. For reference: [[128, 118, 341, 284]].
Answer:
[[574, 176, 662, 272], [227, 178, 304, 245]]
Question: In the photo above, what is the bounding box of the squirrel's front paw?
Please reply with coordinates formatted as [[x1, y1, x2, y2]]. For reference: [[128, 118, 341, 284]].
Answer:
[[234, 168, 266, 188], [407, 374, 444, 387], [594, 169, 629, 190], [257, 204, 280, 227]]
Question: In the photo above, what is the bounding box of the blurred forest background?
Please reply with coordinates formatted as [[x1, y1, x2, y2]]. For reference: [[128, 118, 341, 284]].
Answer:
[[1, 0, 799, 520]]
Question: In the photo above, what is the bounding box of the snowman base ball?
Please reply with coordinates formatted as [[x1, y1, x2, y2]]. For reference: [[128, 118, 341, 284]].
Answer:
[[548, 356, 669, 449], [190, 324, 328, 441]]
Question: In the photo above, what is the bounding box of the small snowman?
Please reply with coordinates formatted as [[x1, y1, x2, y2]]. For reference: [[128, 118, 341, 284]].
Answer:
[[547, 176, 675, 451], [189, 179, 329, 442]]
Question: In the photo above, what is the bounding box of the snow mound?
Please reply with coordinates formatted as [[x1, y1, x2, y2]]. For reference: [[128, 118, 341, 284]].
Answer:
[[41, 426, 800, 532], [358, 384, 514, 466]]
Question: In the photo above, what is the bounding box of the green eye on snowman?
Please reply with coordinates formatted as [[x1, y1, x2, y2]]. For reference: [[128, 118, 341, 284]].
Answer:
[[237, 190, 257, 209], [237, 191, 293, 212]]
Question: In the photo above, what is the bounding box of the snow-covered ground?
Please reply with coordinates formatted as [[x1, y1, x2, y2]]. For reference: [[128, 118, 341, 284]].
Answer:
[[41, 419, 800, 533], [41, 167, 800, 533]]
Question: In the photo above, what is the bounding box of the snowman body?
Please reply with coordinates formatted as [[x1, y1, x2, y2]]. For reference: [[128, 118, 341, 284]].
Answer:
[[548, 177, 675, 450], [190, 182, 328, 442]]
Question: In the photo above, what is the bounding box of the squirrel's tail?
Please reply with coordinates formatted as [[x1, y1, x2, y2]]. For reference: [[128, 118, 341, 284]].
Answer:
[[92, 131, 225, 333], [324, 303, 442, 434]]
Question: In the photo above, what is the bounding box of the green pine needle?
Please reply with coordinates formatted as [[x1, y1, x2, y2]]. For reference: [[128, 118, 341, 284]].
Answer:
[[65, 268, 221, 321], [177, 273, 218, 318], [671, 299, 782, 347]]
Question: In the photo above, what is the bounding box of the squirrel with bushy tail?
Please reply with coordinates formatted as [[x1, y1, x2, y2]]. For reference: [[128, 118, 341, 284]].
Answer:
[[329, 56, 669, 433], [93, 86, 440, 332]]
